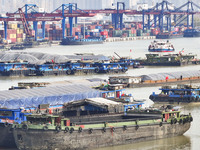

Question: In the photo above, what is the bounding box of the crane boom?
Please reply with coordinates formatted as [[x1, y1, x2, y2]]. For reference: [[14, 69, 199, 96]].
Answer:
[[18, 8, 32, 38]]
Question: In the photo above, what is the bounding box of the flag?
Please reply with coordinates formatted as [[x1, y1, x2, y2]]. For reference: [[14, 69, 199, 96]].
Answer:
[[51, 59, 54, 63], [130, 49, 132, 52]]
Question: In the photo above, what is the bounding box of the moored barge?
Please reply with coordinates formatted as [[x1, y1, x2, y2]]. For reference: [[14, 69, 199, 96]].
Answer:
[[139, 53, 197, 66], [150, 84, 200, 103], [13, 106, 192, 150]]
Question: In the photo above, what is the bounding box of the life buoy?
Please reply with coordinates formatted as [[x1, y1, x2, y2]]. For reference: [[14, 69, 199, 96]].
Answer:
[[71, 69, 76, 74], [173, 118, 177, 124], [111, 127, 115, 132], [95, 67, 100, 73], [123, 125, 127, 130], [190, 117, 193, 122], [13, 124, 17, 130], [55, 108, 60, 114], [66, 69, 71, 75], [22, 124, 28, 130], [196, 97, 199, 102], [89, 128, 93, 134], [149, 95, 154, 100], [106, 68, 110, 73], [122, 67, 126, 73], [70, 127, 74, 133], [78, 127, 82, 133], [64, 127, 69, 133], [183, 118, 186, 124], [36, 109, 41, 114], [43, 126, 48, 131], [56, 126, 61, 132], [179, 119, 183, 124], [135, 125, 139, 130], [4, 122, 9, 127], [102, 127, 106, 132]]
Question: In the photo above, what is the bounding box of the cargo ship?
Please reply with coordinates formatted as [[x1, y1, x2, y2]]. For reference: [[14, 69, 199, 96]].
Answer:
[[156, 32, 183, 39], [60, 36, 104, 45], [183, 28, 200, 37], [12, 101, 192, 150], [149, 84, 200, 103], [148, 40, 175, 52]]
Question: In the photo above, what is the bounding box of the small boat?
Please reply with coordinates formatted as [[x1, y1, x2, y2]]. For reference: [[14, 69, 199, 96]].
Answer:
[[148, 40, 175, 52], [183, 28, 200, 37], [149, 84, 200, 103]]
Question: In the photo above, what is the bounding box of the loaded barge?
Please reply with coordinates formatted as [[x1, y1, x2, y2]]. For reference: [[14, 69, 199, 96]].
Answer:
[[150, 84, 200, 103], [109, 70, 200, 88], [12, 103, 192, 150], [138, 53, 198, 66]]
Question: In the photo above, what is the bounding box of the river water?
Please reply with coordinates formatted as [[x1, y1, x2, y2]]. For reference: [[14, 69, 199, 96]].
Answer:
[[1, 37, 200, 150]]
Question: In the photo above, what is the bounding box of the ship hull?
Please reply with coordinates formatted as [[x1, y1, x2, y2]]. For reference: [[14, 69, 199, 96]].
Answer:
[[60, 39, 103, 45], [0, 124, 16, 148], [183, 32, 200, 37], [156, 34, 183, 39], [13, 122, 190, 150], [150, 95, 197, 103], [0, 70, 36, 76]]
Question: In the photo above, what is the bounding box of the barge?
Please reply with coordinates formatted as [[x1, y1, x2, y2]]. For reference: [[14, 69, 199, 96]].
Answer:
[[149, 84, 200, 103], [156, 32, 183, 39], [108, 70, 200, 88], [183, 28, 200, 37], [13, 104, 192, 150], [139, 53, 197, 66]]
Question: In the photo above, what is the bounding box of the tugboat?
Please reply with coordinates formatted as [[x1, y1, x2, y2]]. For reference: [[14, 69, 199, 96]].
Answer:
[[183, 28, 200, 37], [148, 40, 175, 52], [150, 84, 200, 103], [60, 36, 104, 45], [12, 101, 192, 150]]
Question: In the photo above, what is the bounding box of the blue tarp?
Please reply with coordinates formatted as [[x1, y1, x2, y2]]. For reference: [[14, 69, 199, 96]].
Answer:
[[0, 84, 101, 109]]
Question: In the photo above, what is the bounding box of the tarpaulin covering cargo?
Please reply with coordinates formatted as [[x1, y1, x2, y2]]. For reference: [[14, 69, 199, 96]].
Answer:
[[65, 54, 110, 61], [141, 70, 200, 81], [0, 52, 70, 64], [0, 52, 110, 64], [0, 84, 101, 109]]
